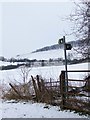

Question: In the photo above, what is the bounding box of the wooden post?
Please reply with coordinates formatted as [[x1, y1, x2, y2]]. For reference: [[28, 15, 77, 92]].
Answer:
[[9, 83, 23, 99], [36, 75, 42, 101], [31, 75, 38, 102], [41, 78, 45, 92], [50, 78, 53, 104], [60, 71, 66, 109], [40, 78, 48, 102], [36, 75, 42, 92]]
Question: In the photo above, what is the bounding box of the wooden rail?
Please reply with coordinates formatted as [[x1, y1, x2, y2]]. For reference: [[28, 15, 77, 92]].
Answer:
[[30, 71, 90, 115], [68, 79, 86, 82], [60, 70, 90, 115]]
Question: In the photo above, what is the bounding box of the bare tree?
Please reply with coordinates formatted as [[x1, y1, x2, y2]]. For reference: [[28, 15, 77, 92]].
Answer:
[[19, 65, 31, 84], [67, 0, 90, 58], [18, 65, 32, 96]]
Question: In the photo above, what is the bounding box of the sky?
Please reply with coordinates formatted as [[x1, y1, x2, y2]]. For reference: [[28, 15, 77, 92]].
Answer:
[[0, 0, 76, 58]]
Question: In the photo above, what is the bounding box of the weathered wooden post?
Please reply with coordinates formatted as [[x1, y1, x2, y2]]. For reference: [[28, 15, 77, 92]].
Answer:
[[40, 78, 46, 102], [60, 71, 66, 109], [36, 75, 42, 101], [9, 83, 23, 99], [36, 75, 42, 92], [31, 75, 38, 102], [40, 78, 50, 103], [50, 78, 53, 104]]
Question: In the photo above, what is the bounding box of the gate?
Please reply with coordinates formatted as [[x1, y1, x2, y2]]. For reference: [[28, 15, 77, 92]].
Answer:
[[31, 71, 90, 115], [60, 70, 90, 115]]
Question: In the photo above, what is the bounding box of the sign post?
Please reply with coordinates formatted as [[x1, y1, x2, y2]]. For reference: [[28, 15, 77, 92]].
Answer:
[[58, 36, 72, 96]]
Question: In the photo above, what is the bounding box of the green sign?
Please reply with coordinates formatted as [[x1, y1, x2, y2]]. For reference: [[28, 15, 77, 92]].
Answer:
[[58, 38, 64, 44], [65, 43, 72, 50]]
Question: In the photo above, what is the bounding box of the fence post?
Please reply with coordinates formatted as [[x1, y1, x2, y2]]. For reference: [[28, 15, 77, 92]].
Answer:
[[50, 78, 53, 104], [60, 71, 66, 109], [31, 75, 38, 102], [36, 75, 42, 92], [9, 83, 23, 99], [40, 78, 45, 102], [36, 75, 42, 100]]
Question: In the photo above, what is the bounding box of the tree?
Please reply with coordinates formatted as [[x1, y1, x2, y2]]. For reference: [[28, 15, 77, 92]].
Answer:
[[19, 65, 31, 84], [67, 0, 90, 58], [18, 65, 32, 95]]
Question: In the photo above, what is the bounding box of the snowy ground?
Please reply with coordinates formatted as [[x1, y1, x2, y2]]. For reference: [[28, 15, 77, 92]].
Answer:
[[0, 62, 89, 85], [0, 100, 89, 119]]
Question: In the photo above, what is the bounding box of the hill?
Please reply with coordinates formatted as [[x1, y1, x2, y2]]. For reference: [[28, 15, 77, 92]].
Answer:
[[32, 40, 81, 53], [0, 39, 89, 70]]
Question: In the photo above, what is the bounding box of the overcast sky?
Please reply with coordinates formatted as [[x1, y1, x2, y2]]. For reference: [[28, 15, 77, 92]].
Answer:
[[0, 1, 76, 58]]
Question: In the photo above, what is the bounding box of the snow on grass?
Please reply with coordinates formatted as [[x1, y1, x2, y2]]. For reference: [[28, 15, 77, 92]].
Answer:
[[0, 100, 88, 118], [0, 62, 89, 85]]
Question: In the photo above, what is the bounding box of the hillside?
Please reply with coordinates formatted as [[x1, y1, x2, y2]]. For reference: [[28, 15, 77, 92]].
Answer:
[[0, 40, 85, 61], [0, 39, 88, 70], [14, 40, 83, 60], [32, 40, 81, 53]]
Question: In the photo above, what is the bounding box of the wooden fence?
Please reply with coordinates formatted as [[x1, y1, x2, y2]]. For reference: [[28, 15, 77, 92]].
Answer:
[[31, 75, 61, 105], [60, 70, 90, 115], [9, 71, 89, 115], [30, 70, 90, 115]]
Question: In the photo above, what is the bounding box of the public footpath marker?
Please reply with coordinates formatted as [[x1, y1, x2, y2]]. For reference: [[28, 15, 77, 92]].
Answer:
[[58, 36, 72, 97]]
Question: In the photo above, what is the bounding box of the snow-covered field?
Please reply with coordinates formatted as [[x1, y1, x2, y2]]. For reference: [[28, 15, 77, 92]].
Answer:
[[0, 62, 89, 85], [0, 100, 89, 119]]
